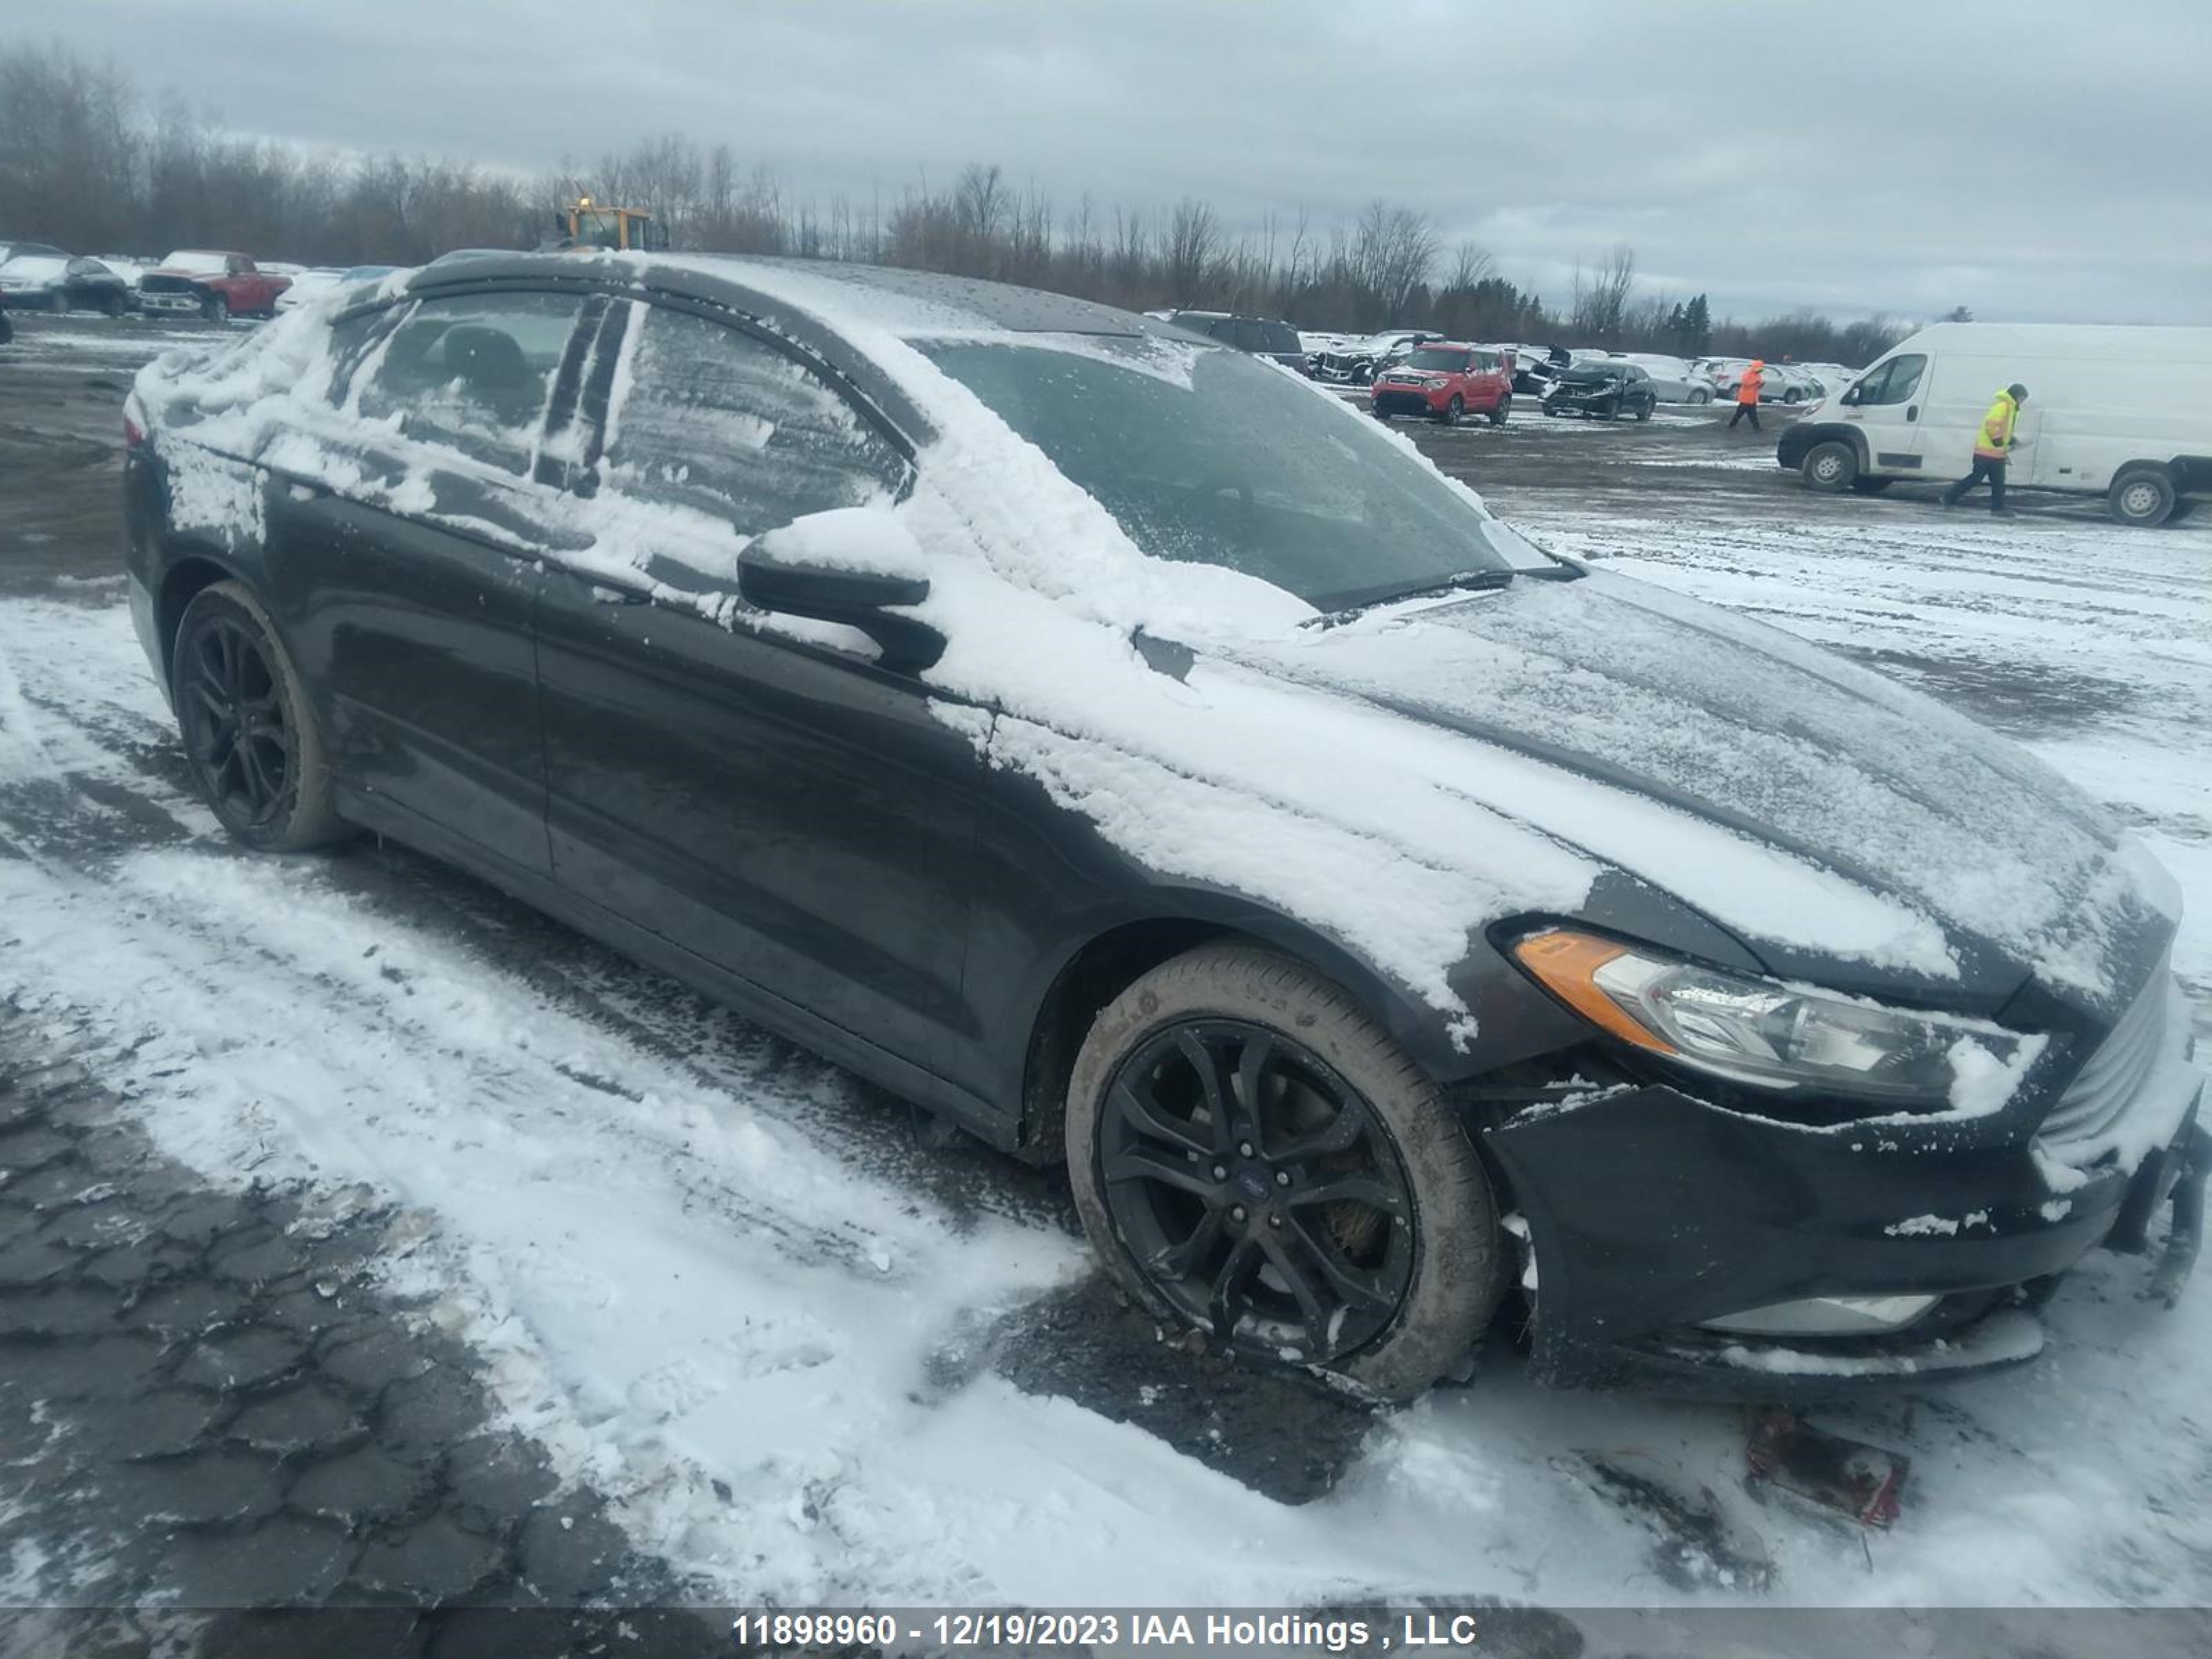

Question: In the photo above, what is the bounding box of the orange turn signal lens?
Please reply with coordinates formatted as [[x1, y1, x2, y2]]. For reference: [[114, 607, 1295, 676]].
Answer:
[[1510, 928, 1679, 1056]]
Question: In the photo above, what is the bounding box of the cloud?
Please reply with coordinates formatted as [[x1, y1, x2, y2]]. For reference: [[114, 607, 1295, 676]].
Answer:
[[48, 0, 2212, 324]]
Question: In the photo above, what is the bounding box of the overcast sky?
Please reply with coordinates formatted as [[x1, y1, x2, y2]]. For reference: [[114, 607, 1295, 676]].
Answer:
[[32, 0, 2212, 326]]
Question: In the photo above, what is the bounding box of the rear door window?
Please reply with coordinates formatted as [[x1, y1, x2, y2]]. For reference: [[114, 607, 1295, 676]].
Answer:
[[348, 291, 588, 474], [597, 302, 910, 537]]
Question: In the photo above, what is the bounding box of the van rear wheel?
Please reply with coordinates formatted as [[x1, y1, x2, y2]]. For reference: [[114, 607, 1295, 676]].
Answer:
[[2108, 467, 2176, 527]]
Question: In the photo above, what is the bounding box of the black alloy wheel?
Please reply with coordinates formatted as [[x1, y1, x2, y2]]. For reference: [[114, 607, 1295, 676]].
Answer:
[[1438, 395, 1464, 427], [1096, 1019, 1417, 1365], [171, 583, 348, 851], [178, 613, 294, 834]]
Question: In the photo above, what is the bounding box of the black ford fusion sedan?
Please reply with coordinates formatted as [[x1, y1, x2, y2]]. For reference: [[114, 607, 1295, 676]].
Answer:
[[123, 254, 2204, 1402]]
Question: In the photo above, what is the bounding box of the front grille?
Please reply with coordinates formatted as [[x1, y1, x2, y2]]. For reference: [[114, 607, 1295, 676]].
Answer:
[[139, 275, 197, 294], [1372, 391, 1435, 415], [2037, 949, 2175, 1160]]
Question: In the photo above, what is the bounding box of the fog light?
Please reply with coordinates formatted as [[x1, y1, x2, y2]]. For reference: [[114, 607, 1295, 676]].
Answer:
[[1700, 1293, 1940, 1337]]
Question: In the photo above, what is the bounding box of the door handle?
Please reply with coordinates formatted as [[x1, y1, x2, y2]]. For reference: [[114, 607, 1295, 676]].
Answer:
[[1906, 404, 1918, 422]]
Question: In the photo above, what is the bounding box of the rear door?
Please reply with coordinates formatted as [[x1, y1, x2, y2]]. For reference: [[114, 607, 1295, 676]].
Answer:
[[1837, 350, 1931, 475], [533, 297, 982, 1076], [259, 286, 600, 873]]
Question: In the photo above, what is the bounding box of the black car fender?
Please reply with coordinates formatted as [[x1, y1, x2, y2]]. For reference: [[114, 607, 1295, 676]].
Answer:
[[1007, 883, 1517, 1163]]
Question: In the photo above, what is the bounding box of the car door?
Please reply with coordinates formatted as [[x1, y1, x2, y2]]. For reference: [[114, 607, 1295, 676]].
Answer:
[[257, 286, 601, 874], [1836, 350, 1931, 474], [533, 297, 982, 1077]]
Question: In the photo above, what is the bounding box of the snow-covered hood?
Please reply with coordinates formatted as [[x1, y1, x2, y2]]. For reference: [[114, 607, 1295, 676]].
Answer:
[[1219, 567, 2178, 1014]]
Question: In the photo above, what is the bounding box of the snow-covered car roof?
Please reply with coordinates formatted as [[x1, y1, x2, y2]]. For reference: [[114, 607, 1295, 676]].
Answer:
[[0, 254, 69, 281]]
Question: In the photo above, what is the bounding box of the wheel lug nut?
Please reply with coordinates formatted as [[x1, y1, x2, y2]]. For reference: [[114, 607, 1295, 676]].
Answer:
[[1268, 1212, 1283, 1228], [1230, 1206, 1247, 1223], [1239, 1142, 1253, 1157], [1274, 1171, 1291, 1187], [1212, 1165, 1227, 1180]]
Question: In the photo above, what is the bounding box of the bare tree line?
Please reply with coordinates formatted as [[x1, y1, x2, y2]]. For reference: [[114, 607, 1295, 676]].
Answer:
[[3, 41, 1910, 364]]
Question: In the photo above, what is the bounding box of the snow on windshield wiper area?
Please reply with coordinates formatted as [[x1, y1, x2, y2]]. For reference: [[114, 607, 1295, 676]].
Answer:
[[1305, 565, 1535, 628]]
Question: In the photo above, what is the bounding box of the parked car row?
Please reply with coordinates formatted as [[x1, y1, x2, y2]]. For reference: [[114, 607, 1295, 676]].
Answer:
[[0, 238, 301, 322]]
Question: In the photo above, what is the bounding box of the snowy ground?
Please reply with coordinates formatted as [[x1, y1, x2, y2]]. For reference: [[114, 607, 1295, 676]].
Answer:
[[2, 315, 2209, 1639]]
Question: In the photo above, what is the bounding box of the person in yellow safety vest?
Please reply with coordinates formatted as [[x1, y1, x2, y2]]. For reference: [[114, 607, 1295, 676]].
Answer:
[[1726, 360, 1765, 431], [1941, 383, 2030, 514]]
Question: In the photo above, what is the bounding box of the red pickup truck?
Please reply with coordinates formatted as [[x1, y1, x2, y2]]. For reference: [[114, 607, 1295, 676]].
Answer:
[[135, 251, 291, 322]]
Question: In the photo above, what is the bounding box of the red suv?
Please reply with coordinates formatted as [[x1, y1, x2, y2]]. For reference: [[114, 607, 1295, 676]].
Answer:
[[1369, 343, 1513, 427]]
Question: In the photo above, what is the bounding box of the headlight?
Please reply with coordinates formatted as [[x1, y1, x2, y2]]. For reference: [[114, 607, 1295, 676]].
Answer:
[[1510, 928, 2045, 1107]]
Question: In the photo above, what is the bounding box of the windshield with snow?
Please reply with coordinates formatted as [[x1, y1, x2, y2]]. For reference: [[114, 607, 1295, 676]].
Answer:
[[164, 252, 232, 274], [918, 335, 1544, 609]]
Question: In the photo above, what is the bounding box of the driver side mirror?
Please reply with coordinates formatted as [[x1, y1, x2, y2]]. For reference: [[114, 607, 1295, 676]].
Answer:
[[738, 509, 945, 675]]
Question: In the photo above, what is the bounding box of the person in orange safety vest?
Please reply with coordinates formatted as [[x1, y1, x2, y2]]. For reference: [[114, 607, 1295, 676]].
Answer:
[[1726, 359, 1765, 431], [1941, 383, 2030, 514]]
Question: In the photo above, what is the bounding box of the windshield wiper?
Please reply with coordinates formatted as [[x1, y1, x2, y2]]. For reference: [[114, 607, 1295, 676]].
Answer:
[[1303, 568, 1521, 627]]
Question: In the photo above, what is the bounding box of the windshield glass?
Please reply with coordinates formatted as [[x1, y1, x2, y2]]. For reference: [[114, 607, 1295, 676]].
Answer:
[[0, 256, 66, 281], [916, 335, 1549, 610], [164, 252, 231, 274], [1405, 348, 1472, 371]]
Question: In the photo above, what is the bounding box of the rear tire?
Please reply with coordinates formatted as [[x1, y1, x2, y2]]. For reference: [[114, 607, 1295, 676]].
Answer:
[[1633, 397, 1653, 422], [172, 582, 349, 852], [1065, 944, 1506, 1403], [2108, 467, 2176, 527], [1488, 396, 1510, 427], [1801, 439, 1859, 491]]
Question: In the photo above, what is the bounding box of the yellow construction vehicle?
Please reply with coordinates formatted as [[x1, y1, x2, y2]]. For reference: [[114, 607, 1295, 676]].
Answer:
[[551, 196, 666, 253]]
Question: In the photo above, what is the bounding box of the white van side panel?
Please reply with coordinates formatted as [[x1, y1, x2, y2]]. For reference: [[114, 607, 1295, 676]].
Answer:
[[1850, 325, 2212, 496]]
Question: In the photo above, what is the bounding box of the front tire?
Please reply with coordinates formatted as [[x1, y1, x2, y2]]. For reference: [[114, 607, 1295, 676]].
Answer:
[[172, 582, 348, 852], [2108, 467, 2176, 527], [1436, 395, 1464, 427], [204, 292, 230, 324], [1065, 944, 1506, 1402], [1801, 439, 1859, 491], [1488, 396, 1511, 427], [50, 291, 71, 316]]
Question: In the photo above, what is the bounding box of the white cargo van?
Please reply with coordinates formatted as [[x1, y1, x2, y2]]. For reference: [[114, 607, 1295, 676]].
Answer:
[[1777, 323, 2212, 525]]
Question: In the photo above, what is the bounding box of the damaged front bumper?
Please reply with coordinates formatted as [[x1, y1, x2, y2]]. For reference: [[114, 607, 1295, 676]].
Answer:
[[1477, 1056, 2205, 1400]]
